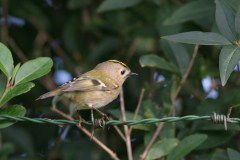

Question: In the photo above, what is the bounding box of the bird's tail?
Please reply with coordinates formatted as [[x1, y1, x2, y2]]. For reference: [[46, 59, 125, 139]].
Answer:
[[36, 85, 69, 100]]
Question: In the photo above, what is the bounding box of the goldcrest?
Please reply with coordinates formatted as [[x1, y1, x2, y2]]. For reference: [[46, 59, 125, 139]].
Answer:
[[37, 60, 137, 125]]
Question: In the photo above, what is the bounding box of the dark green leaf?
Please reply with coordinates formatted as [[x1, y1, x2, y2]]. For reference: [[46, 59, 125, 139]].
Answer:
[[156, 3, 182, 36], [0, 142, 15, 160], [164, 0, 215, 25], [222, 0, 239, 13], [0, 82, 35, 107], [212, 149, 230, 160], [15, 57, 53, 85], [228, 148, 240, 160], [140, 55, 180, 74], [219, 45, 240, 86], [169, 43, 190, 76], [97, 0, 142, 13], [216, 0, 237, 43], [196, 131, 234, 150], [0, 74, 5, 98], [167, 134, 207, 160], [161, 31, 231, 45], [146, 138, 179, 160], [67, 0, 88, 10], [90, 38, 119, 60], [144, 132, 155, 147], [235, 4, 240, 38], [159, 123, 175, 139], [1, 126, 36, 158], [0, 43, 14, 81], [0, 105, 26, 128]]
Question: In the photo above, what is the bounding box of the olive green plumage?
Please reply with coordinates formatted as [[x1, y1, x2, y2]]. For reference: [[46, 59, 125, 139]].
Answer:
[[37, 60, 137, 110]]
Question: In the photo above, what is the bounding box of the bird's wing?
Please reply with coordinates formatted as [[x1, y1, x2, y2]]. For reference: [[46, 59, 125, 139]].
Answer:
[[62, 76, 119, 91]]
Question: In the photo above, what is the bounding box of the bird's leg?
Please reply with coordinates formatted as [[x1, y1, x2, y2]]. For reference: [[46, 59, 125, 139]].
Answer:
[[92, 107, 110, 122], [77, 110, 85, 127], [92, 107, 110, 130]]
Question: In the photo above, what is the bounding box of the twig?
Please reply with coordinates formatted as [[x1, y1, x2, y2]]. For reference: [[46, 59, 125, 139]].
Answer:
[[120, 87, 133, 160], [30, 18, 78, 75], [125, 38, 138, 63], [1, 0, 8, 45], [50, 107, 120, 160], [139, 115, 166, 160], [182, 81, 203, 101], [109, 117, 126, 142], [9, 37, 28, 63], [9, 36, 70, 108], [204, 77, 217, 98], [128, 88, 145, 136], [170, 44, 199, 113], [47, 124, 71, 160]]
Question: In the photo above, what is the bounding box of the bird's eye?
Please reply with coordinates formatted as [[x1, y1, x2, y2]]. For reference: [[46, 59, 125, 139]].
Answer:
[[121, 70, 125, 75]]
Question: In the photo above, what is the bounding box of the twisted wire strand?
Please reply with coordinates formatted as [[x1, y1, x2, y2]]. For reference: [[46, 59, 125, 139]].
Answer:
[[0, 114, 239, 126]]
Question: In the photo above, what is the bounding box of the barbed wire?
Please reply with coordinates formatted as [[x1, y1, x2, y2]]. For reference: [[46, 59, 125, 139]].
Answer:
[[0, 112, 240, 130]]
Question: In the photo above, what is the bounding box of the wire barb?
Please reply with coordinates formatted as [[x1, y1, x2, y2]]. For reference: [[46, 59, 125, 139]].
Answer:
[[210, 112, 227, 131]]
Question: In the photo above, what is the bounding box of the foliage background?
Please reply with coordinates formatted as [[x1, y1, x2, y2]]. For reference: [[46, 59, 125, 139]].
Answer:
[[1, 0, 240, 159]]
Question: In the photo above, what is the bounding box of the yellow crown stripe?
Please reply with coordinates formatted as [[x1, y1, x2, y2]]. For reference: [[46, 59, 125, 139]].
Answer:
[[107, 60, 128, 68]]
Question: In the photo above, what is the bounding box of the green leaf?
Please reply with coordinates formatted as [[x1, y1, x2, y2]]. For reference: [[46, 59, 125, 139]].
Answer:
[[146, 138, 179, 160], [0, 74, 5, 98], [161, 31, 231, 45], [196, 131, 234, 150], [169, 43, 190, 76], [0, 82, 35, 107], [97, 0, 142, 13], [216, 0, 237, 43], [164, 0, 215, 25], [235, 4, 240, 38], [15, 57, 53, 85], [69, 102, 76, 115], [0, 43, 14, 81], [0, 105, 26, 128], [171, 81, 178, 103], [52, 95, 61, 106], [11, 63, 21, 84], [228, 148, 240, 160], [167, 134, 207, 160], [219, 45, 240, 86], [140, 55, 180, 74]]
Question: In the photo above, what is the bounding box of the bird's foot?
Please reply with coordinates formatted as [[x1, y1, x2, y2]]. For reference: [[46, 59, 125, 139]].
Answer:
[[99, 114, 110, 130], [78, 115, 85, 128]]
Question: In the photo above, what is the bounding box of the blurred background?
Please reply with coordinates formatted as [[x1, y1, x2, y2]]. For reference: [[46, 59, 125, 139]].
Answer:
[[1, 0, 240, 159]]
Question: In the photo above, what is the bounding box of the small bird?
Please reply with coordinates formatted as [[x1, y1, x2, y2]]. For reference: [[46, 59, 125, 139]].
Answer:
[[37, 60, 137, 127]]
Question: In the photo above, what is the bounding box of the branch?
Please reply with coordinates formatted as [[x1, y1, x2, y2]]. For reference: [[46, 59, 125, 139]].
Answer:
[[120, 87, 133, 160], [140, 115, 166, 160], [50, 107, 120, 160], [170, 44, 199, 113], [109, 117, 126, 142], [1, 0, 8, 45], [128, 88, 145, 136]]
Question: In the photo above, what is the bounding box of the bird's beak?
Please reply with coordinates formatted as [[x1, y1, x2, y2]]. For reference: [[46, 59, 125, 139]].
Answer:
[[130, 72, 138, 76]]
